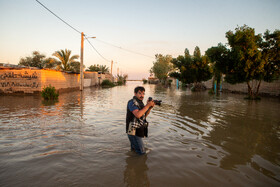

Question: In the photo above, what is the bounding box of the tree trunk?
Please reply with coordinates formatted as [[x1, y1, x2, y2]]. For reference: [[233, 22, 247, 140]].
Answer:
[[247, 81, 253, 98], [256, 80, 262, 97], [247, 80, 261, 99]]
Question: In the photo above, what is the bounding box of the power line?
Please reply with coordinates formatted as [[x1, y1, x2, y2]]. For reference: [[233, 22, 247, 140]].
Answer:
[[35, 0, 81, 34], [85, 37, 111, 62], [35, 0, 153, 63], [95, 39, 154, 59], [35, 0, 110, 63]]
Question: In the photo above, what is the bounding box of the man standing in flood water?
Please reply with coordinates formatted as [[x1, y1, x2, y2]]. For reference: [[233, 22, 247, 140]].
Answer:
[[126, 86, 155, 155]]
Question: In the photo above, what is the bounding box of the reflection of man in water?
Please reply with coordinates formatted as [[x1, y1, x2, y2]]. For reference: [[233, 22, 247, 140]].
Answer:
[[126, 86, 155, 155], [123, 155, 149, 186]]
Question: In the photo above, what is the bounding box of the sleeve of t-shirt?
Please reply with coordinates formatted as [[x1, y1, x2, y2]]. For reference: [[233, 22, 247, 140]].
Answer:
[[128, 100, 139, 112]]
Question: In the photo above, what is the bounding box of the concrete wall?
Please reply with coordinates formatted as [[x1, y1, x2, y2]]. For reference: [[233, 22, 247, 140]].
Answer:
[[222, 79, 280, 96], [41, 69, 80, 91], [203, 78, 280, 96], [0, 69, 42, 94], [0, 68, 115, 94], [84, 72, 113, 86], [0, 68, 82, 94], [84, 72, 98, 86]]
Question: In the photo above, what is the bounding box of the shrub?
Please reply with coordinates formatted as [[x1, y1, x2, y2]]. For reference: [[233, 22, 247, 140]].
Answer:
[[117, 74, 128, 85], [41, 85, 59, 100], [101, 79, 115, 87], [142, 79, 148, 84], [208, 89, 215, 95], [117, 80, 123, 85]]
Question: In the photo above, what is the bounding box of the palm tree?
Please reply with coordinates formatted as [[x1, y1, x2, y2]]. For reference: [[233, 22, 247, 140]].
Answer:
[[52, 49, 79, 71], [99, 65, 109, 73]]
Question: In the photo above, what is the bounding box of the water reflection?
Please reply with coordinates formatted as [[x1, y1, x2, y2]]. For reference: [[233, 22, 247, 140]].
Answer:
[[204, 98, 280, 181], [174, 90, 280, 181], [124, 154, 149, 187], [0, 82, 279, 186]]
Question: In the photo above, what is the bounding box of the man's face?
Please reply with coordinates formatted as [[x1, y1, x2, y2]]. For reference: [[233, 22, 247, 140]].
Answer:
[[135, 90, 145, 101]]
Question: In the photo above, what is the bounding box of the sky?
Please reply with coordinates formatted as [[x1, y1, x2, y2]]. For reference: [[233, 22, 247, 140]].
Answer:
[[0, 0, 279, 80]]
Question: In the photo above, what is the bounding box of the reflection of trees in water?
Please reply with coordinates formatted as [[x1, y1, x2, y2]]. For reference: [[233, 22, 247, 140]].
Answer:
[[176, 92, 213, 122], [165, 90, 280, 180], [203, 99, 280, 180], [123, 155, 150, 187], [169, 91, 214, 138]]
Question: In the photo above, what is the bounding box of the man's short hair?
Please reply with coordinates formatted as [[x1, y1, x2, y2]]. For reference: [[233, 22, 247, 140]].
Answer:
[[134, 86, 145, 93]]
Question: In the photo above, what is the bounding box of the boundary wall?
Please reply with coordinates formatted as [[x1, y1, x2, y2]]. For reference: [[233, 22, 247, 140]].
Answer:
[[0, 68, 112, 94]]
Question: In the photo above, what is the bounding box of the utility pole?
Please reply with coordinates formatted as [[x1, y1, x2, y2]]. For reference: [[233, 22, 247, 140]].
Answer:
[[80, 33, 95, 91], [80, 32, 84, 91]]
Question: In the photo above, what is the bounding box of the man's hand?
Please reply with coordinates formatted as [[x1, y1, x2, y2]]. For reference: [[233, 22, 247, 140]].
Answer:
[[147, 99, 155, 108]]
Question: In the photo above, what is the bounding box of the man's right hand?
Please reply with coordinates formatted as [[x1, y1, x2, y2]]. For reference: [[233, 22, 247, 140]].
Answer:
[[147, 99, 155, 108]]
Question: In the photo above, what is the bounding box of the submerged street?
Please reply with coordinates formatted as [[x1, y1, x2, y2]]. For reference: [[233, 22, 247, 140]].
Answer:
[[0, 81, 279, 186]]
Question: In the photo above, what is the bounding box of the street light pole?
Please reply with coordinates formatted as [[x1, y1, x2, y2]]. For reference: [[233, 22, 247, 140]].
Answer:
[[80, 32, 96, 91], [80, 32, 84, 91]]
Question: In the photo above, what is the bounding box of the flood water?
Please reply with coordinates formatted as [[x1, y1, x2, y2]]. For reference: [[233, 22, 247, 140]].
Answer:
[[0, 81, 279, 186]]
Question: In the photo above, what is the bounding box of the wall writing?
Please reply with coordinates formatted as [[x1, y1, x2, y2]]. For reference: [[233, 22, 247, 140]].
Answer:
[[0, 71, 38, 80], [0, 70, 40, 93], [0, 82, 39, 88]]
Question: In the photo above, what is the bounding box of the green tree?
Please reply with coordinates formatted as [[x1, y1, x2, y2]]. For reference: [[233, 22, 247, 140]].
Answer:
[[69, 61, 81, 73], [150, 54, 173, 82], [99, 65, 109, 73], [117, 74, 128, 85], [224, 25, 265, 99], [87, 64, 100, 72], [18, 51, 46, 68], [86, 64, 109, 73], [205, 43, 229, 73], [205, 43, 229, 91], [44, 57, 59, 69], [206, 27, 280, 99], [170, 47, 212, 86], [193, 46, 201, 60], [192, 47, 212, 83], [260, 29, 280, 82], [53, 49, 79, 71]]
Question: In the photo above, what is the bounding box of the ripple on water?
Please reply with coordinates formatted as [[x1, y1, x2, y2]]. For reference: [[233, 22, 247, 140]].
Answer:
[[0, 84, 279, 186]]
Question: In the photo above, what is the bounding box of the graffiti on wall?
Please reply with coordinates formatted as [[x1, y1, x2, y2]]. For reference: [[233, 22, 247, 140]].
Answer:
[[0, 71, 40, 92], [0, 82, 39, 88], [0, 71, 38, 80]]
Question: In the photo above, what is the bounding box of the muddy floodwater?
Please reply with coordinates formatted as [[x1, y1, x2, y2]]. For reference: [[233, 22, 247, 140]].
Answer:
[[0, 81, 279, 186]]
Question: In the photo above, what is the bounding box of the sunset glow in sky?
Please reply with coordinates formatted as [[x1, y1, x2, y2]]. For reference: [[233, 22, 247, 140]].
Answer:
[[0, 0, 279, 79]]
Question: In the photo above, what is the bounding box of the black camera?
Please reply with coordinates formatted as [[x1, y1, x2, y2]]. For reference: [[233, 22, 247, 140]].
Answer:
[[148, 97, 162, 106]]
